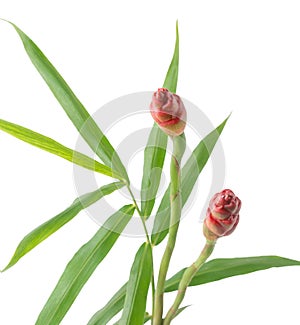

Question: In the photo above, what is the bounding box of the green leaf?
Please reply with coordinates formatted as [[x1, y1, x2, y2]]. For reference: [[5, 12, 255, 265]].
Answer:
[[87, 283, 127, 325], [151, 116, 229, 245], [140, 22, 179, 217], [0, 118, 121, 179], [88, 256, 299, 324], [165, 256, 300, 292], [163, 21, 179, 93], [1, 182, 123, 272], [141, 124, 168, 217], [119, 243, 152, 325], [3, 20, 128, 181], [36, 205, 135, 325]]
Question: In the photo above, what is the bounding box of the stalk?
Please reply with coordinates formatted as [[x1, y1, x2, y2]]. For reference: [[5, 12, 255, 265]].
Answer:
[[163, 240, 216, 324], [153, 134, 186, 325]]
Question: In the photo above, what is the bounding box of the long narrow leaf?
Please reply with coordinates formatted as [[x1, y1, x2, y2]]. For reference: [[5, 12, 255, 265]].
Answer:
[[141, 124, 167, 217], [162, 21, 179, 93], [1, 182, 123, 272], [0, 118, 120, 179], [140, 22, 179, 217], [119, 243, 152, 325], [165, 256, 300, 292], [87, 283, 127, 325], [89, 284, 152, 325], [88, 255, 300, 323], [36, 205, 135, 325], [4, 20, 128, 181], [151, 116, 229, 245]]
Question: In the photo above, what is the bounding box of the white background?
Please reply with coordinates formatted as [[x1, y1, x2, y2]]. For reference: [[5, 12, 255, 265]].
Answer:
[[1, 1, 300, 324]]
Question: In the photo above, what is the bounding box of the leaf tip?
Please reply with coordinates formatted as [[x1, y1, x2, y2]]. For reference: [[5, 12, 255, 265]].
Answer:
[[1, 263, 12, 273]]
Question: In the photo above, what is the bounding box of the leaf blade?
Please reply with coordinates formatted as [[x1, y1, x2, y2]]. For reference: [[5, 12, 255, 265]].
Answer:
[[36, 204, 135, 325], [2, 182, 124, 271], [4, 20, 128, 181], [165, 256, 300, 292], [141, 124, 168, 217], [151, 116, 229, 245], [0, 118, 121, 179], [163, 21, 179, 93], [119, 243, 152, 325], [87, 256, 300, 324], [140, 22, 179, 217]]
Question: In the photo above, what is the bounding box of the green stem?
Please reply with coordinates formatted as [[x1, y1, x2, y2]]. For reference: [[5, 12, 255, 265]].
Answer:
[[127, 185, 151, 243], [153, 134, 186, 325], [163, 240, 216, 325]]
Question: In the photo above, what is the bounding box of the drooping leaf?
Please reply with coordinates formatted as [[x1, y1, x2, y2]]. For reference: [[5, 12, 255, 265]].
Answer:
[[87, 283, 127, 325], [165, 256, 300, 292], [119, 243, 152, 325], [36, 205, 135, 325], [140, 22, 179, 218], [4, 20, 128, 181], [1, 182, 123, 272], [0, 118, 121, 179], [151, 116, 230, 245]]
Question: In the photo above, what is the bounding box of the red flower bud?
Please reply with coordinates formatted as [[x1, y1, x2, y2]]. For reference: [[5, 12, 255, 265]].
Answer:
[[203, 189, 241, 241], [150, 88, 186, 136]]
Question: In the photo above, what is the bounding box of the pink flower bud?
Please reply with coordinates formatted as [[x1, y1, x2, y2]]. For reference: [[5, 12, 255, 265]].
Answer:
[[150, 88, 186, 136], [203, 189, 241, 241]]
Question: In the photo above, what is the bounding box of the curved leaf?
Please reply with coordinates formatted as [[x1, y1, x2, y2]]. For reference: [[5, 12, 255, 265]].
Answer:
[[1, 182, 123, 271], [3, 19, 128, 182], [0, 118, 121, 179], [140, 22, 179, 218], [151, 115, 229, 245], [36, 205, 135, 325], [165, 256, 300, 292], [119, 243, 152, 325]]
